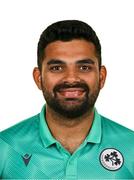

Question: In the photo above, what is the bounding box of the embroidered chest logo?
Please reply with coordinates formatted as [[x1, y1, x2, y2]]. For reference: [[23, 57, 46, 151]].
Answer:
[[100, 148, 124, 171], [22, 154, 32, 166]]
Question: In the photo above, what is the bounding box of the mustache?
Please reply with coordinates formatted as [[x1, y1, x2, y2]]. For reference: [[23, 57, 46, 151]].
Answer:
[[53, 82, 89, 93]]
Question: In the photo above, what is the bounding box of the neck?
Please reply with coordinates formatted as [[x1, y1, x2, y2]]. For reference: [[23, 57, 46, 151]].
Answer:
[[45, 105, 95, 153]]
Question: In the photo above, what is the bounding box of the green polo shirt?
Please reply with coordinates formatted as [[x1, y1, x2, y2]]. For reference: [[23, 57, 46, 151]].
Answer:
[[0, 105, 134, 179]]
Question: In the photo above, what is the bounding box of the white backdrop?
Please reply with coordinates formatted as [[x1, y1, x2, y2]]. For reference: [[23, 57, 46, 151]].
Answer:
[[0, 0, 134, 131]]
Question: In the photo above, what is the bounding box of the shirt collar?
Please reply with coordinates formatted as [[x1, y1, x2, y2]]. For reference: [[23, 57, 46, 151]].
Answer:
[[85, 108, 102, 144], [39, 105, 57, 148], [39, 105, 102, 148]]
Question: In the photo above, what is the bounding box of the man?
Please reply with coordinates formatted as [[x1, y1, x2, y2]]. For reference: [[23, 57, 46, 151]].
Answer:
[[0, 20, 134, 179]]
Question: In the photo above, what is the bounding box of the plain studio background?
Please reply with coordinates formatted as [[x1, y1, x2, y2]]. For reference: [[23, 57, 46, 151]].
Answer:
[[0, 0, 134, 131]]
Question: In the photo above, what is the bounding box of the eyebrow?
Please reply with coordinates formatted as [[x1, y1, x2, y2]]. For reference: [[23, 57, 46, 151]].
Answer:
[[47, 58, 95, 65], [47, 59, 66, 65], [76, 59, 95, 64]]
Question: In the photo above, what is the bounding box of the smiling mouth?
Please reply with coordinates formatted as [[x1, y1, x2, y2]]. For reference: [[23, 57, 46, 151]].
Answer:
[[57, 88, 86, 98]]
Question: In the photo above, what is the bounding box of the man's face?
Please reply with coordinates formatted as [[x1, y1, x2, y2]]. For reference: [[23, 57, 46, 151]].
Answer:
[[34, 39, 106, 118]]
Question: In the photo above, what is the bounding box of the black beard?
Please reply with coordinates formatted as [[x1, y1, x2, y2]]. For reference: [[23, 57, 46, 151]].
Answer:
[[41, 81, 100, 119]]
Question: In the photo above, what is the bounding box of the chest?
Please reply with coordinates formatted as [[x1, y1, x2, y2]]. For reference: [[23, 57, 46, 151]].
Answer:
[[2, 144, 133, 179]]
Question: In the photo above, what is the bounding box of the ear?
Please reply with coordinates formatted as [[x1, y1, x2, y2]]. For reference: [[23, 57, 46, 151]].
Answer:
[[99, 66, 107, 89], [33, 67, 42, 90]]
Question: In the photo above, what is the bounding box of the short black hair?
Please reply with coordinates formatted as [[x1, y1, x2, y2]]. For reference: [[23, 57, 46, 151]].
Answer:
[[37, 20, 101, 70]]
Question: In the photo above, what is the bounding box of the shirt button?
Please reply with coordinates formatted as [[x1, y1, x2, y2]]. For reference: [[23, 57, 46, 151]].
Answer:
[[69, 161, 74, 165]]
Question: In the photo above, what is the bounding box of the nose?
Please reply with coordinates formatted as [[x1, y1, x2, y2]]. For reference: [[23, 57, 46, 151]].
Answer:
[[62, 68, 80, 84]]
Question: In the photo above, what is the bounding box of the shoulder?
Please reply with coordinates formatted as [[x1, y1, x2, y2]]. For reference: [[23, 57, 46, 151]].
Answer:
[[0, 114, 40, 149], [102, 115, 134, 135], [101, 115, 134, 146]]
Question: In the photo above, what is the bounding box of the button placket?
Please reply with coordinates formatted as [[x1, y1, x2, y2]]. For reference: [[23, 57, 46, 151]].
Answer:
[[65, 155, 78, 179]]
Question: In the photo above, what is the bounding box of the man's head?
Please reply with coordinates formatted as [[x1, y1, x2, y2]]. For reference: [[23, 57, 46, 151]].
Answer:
[[33, 20, 106, 119]]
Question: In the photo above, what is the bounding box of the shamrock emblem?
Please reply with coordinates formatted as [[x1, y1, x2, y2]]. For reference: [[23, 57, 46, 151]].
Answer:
[[104, 151, 121, 166], [100, 148, 124, 171]]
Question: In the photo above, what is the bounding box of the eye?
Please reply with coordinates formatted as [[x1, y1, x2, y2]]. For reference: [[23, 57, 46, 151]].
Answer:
[[79, 65, 92, 72], [49, 65, 63, 72]]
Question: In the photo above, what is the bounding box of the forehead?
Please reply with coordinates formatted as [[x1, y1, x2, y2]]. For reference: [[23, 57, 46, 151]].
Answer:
[[44, 39, 98, 64]]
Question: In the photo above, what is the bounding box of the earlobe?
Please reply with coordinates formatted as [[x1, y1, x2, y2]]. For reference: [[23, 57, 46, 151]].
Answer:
[[99, 66, 107, 89], [33, 67, 42, 90]]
